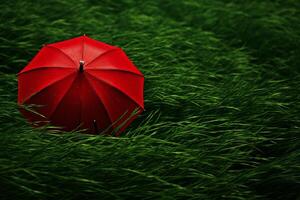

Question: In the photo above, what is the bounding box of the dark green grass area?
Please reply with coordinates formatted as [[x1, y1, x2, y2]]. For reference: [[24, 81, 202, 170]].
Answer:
[[0, 0, 300, 199]]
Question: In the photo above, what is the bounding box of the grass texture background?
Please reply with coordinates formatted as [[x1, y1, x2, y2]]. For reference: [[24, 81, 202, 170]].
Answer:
[[0, 0, 299, 199]]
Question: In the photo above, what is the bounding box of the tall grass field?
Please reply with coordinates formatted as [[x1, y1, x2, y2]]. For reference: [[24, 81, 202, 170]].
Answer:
[[0, 0, 299, 199]]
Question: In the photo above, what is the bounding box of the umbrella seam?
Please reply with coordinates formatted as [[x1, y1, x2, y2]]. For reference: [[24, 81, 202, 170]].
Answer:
[[18, 66, 74, 75], [85, 75, 114, 129], [85, 47, 120, 67], [21, 72, 76, 104], [48, 73, 78, 120], [78, 75, 83, 130], [45, 45, 77, 66], [81, 36, 85, 61], [86, 72, 144, 109], [86, 68, 144, 77]]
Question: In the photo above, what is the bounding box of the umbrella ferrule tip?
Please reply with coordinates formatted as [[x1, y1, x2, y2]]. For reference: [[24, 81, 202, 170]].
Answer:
[[79, 60, 85, 72]]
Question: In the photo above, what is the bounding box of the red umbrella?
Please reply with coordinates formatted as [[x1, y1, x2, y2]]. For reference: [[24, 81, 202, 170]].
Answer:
[[18, 35, 144, 135]]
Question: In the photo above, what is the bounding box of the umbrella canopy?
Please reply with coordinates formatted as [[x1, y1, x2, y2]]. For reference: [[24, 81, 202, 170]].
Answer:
[[18, 35, 144, 135]]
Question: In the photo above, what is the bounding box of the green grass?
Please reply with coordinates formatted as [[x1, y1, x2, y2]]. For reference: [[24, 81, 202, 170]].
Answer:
[[0, 0, 300, 199]]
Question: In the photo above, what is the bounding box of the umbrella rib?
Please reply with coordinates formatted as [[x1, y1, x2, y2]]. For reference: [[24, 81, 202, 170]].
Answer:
[[86, 72, 143, 109], [18, 66, 74, 75], [86, 68, 144, 77], [22, 72, 75, 104], [85, 47, 120, 67], [45, 45, 77, 66], [85, 76, 114, 126]]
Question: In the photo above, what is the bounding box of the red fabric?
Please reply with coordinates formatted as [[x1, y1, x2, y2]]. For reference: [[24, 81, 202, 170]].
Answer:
[[18, 35, 144, 135]]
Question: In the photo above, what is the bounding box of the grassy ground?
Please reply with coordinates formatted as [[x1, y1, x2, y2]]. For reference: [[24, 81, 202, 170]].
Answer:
[[0, 0, 299, 199]]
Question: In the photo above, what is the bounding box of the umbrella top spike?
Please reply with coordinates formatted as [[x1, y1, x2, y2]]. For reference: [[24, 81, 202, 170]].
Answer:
[[79, 60, 85, 72]]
